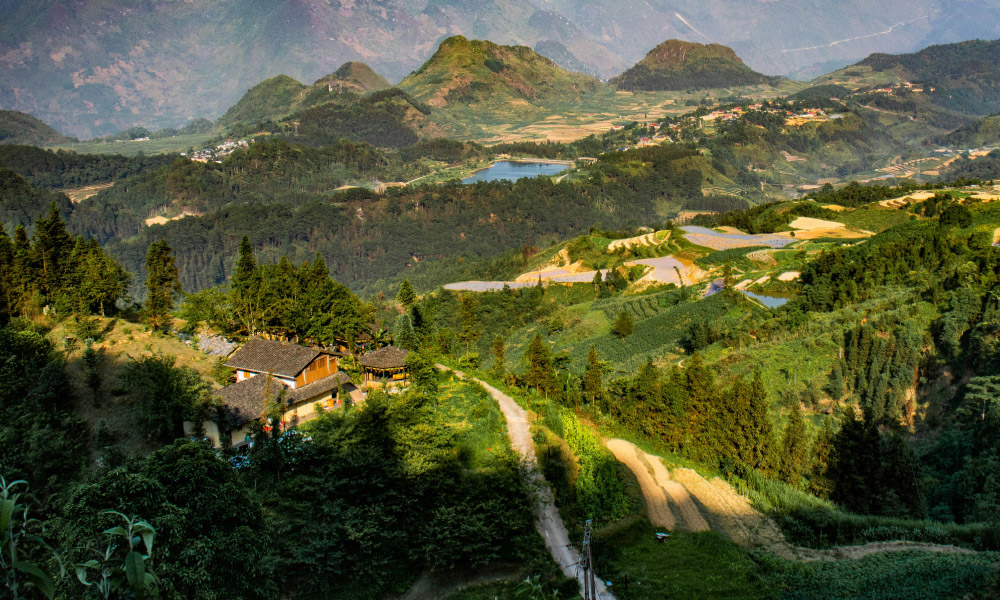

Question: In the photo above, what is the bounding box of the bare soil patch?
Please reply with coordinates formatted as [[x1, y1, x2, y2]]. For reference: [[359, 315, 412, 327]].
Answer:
[[62, 182, 114, 203]]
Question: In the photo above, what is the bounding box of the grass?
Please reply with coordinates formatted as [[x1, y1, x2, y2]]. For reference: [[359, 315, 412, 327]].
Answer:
[[49, 132, 216, 156], [759, 550, 1000, 600], [839, 206, 915, 232], [46, 315, 222, 458], [593, 522, 774, 600], [432, 375, 514, 470]]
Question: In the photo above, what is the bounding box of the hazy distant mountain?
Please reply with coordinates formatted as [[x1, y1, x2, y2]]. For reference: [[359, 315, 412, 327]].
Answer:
[[611, 40, 780, 91], [0, 110, 73, 146], [3, 0, 1000, 137]]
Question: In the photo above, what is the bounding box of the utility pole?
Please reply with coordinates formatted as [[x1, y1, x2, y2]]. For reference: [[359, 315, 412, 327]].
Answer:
[[581, 519, 595, 600]]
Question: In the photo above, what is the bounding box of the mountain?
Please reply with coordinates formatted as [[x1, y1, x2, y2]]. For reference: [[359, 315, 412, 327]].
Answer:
[[218, 63, 394, 130], [327, 62, 392, 93], [217, 76, 308, 130], [399, 36, 598, 108], [7, 1, 1000, 137], [610, 40, 781, 91], [0, 110, 74, 146], [814, 39, 1000, 115]]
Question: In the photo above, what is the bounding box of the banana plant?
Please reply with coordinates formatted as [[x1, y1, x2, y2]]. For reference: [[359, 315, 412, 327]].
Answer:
[[1, 476, 61, 600], [76, 511, 159, 600]]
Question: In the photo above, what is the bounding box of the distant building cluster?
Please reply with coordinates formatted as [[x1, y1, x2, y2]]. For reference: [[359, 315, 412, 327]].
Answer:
[[185, 138, 251, 162]]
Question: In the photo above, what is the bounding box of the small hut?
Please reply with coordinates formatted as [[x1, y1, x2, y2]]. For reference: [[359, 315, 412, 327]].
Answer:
[[358, 346, 410, 389]]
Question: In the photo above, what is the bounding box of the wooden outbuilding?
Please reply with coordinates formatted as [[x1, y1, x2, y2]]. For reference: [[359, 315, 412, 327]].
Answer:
[[358, 345, 410, 389]]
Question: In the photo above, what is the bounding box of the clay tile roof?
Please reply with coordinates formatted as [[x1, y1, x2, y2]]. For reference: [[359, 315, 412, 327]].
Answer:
[[358, 345, 410, 369], [225, 338, 321, 378], [289, 371, 352, 404], [215, 375, 284, 426]]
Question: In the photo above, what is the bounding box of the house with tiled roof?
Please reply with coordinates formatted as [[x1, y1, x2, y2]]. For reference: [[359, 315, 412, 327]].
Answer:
[[186, 338, 356, 448]]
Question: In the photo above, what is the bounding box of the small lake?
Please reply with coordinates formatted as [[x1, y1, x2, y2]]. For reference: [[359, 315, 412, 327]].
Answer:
[[462, 161, 568, 183], [741, 289, 790, 308]]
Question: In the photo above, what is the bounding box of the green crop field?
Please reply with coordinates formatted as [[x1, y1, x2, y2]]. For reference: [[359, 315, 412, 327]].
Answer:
[[50, 132, 217, 156]]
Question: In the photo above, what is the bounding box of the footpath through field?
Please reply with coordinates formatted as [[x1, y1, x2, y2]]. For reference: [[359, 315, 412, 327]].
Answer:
[[607, 438, 977, 562], [437, 366, 615, 599]]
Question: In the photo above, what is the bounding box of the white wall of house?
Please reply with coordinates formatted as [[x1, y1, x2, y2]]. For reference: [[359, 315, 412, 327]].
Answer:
[[236, 369, 297, 389]]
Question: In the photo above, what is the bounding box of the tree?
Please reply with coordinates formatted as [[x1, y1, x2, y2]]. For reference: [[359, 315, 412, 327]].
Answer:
[[457, 295, 479, 353], [122, 353, 208, 444], [611, 310, 634, 339], [525, 334, 556, 396], [582, 346, 603, 404], [143, 240, 182, 331], [490, 335, 506, 380], [808, 417, 835, 498], [396, 278, 416, 308], [938, 204, 972, 228], [778, 404, 809, 487], [405, 350, 438, 393], [394, 313, 417, 350]]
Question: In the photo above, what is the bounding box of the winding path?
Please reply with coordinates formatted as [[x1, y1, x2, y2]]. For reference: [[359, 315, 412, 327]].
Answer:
[[438, 366, 615, 599]]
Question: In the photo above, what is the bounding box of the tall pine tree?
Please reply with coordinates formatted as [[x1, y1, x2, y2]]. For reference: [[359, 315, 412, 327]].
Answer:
[[778, 403, 809, 487], [525, 333, 557, 397], [144, 239, 182, 331], [582, 346, 604, 404]]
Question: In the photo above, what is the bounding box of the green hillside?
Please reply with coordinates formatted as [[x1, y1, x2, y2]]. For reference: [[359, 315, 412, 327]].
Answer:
[[814, 39, 1000, 116], [217, 75, 308, 129], [0, 110, 74, 146], [399, 36, 599, 108], [935, 114, 1000, 148], [610, 40, 782, 92]]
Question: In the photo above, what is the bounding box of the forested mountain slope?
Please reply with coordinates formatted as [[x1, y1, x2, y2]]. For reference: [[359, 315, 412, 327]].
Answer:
[[815, 39, 1000, 115], [0, 110, 74, 146], [611, 40, 781, 92]]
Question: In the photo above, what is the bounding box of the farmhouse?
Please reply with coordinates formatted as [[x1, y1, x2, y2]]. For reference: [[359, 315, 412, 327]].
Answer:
[[359, 345, 411, 389], [184, 338, 354, 448]]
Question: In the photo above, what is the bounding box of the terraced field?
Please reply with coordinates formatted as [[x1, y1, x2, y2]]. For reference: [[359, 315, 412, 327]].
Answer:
[[607, 439, 980, 563]]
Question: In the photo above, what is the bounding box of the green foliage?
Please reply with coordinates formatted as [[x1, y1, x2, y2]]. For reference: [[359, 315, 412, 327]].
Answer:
[[557, 406, 630, 521], [1, 477, 60, 600], [57, 440, 276, 600], [611, 309, 634, 339], [0, 145, 172, 189], [396, 278, 416, 307], [121, 353, 209, 444], [939, 203, 973, 228], [0, 327, 87, 496], [525, 334, 557, 397], [760, 549, 1000, 600], [75, 511, 159, 600], [143, 240, 181, 331], [593, 523, 772, 600], [0, 110, 73, 146]]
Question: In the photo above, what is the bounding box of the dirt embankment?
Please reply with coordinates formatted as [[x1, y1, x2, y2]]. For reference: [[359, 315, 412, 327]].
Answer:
[[606, 438, 978, 563]]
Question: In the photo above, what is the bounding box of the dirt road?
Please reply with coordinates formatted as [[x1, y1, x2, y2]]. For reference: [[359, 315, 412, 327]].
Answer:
[[607, 438, 977, 562], [439, 367, 615, 599]]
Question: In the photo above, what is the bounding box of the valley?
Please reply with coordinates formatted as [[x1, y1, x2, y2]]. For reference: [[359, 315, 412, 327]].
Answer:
[[3, 19, 1000, 600]]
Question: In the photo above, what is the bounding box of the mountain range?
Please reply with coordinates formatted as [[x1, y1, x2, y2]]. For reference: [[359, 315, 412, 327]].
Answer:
[[4, 0, 1000, 137]]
